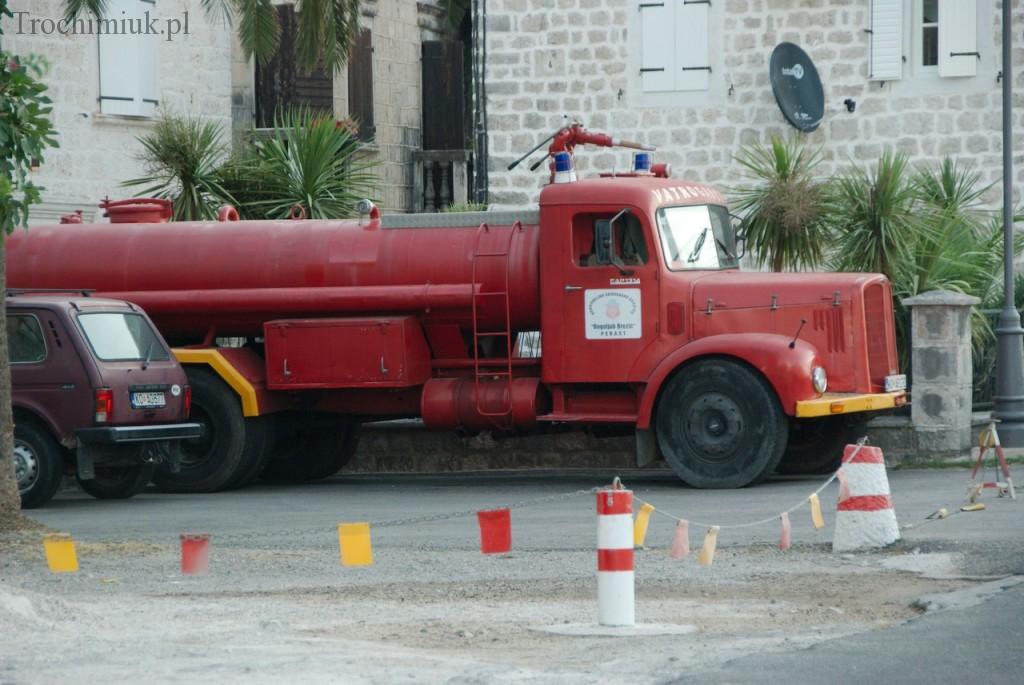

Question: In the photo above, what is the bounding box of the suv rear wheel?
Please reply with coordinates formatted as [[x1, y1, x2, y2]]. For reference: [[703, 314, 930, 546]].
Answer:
[[14, 422, 65, 509], [77, 463, 156, 499]]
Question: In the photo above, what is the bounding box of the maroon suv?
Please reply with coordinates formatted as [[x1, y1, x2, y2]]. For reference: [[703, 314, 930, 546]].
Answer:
[[7, 293, 200, 508]]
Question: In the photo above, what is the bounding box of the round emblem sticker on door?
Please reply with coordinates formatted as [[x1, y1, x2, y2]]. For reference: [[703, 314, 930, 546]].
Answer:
[[171, 384, 182, 397]]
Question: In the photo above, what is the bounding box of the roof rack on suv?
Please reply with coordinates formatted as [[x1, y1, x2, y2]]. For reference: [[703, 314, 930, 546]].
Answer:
[[6, 288, 94, 297]]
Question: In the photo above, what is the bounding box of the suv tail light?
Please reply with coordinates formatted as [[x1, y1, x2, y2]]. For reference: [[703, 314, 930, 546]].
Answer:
[[94, 387, 113, 423], [184, 385, 192, 416]]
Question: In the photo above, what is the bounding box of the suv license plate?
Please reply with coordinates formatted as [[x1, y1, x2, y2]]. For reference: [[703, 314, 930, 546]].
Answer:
[[884, 374, 907, 393], [131, 391, 166, 409]]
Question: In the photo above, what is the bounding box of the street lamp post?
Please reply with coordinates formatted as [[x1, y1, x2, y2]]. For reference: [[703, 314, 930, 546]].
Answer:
[[994, 0, 1024, 446]]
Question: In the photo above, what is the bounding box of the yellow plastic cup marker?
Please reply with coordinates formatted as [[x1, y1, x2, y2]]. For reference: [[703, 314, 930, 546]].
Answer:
[[697, 526, 719, 567], [809, 493, 825, 530], [43, 533, 79, 573], [338, 523, 373, 567], [633, 503, 655, 547]]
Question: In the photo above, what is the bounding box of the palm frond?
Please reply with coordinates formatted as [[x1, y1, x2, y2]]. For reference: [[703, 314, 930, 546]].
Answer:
[[63, 0, 107, 21], [296, 0, 362, 73], [200, 0, 236, 25], [237, 0, 281, 66]]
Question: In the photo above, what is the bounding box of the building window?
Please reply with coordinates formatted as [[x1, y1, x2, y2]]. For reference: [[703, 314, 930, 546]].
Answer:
[[869, 0, 979, 81], [346, 28, 375, 142], [98, 0, 160, 117], [255, 4, 334, 128], [637, 0, 710, 93], [920, 0, 938, 68]]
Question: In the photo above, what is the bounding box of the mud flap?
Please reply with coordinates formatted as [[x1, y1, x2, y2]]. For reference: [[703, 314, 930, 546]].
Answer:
[[76, 447, 96, 481], [636, 428, 659, 468]]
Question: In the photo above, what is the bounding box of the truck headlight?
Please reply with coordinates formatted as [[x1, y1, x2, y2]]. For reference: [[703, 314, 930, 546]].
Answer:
[[811, 366, 828, 394]]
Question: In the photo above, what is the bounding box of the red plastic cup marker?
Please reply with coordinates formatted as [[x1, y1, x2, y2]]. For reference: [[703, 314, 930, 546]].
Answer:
[[476, 509, 511, 554], [180, 534, 211, 575]]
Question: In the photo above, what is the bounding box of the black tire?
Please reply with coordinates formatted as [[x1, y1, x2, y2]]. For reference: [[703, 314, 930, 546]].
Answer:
[[14, 421, 65, 509], [655, 358, 788, 489], [152, 368, 267, 493], [261, 414, 360, 483], [776, 415, 871, 475], [77, 463, 156, 499]]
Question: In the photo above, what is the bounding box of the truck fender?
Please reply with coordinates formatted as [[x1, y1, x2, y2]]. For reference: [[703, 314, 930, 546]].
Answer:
[[171, 348, 264, 417], [636, 334, 822, 428]]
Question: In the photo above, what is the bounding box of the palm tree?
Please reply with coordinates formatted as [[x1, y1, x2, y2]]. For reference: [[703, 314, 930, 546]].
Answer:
[[65, 0, 363, 72], [730, 135, 832, 272]]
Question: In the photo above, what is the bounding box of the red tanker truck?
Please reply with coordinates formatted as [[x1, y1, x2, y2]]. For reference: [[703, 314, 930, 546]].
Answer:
[[6, 126, 906, 490]]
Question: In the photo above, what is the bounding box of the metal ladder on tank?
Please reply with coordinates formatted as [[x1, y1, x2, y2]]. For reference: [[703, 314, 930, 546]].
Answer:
[[470, 221, 521, 427]]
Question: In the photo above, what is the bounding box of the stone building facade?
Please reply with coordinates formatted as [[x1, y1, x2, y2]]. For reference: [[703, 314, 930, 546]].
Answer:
[[484, 0, 1024, 211], [3, 0, 233, 223], [4, 0, 450, 221]]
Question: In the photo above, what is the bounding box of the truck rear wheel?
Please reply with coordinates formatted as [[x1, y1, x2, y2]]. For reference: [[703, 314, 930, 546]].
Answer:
[[14, 421, 65, 509], [77, 463, 155, 499], [776, 415, 870, 475], [655, 359, 788, 489], [261, 414, 361, 483], [152, 368, 267, 493]]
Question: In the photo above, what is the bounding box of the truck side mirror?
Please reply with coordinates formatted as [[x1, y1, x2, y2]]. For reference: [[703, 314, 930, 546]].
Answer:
[[730, 213, 747, 261], [595, 220, 612, 265]]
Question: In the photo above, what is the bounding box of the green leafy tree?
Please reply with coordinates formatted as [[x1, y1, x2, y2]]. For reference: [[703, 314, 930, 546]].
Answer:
[[0, 2, 59, 525], [730, 135, 832, 272], [66, 0, 363, 72]]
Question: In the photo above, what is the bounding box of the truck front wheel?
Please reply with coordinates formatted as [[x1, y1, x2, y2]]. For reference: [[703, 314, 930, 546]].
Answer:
[[655, 359, 788, 489], [776, 415, 870, 475], [152, 368, 268, 493]]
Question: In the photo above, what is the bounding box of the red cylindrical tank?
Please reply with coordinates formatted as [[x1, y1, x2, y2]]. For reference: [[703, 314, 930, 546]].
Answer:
[[420, 377, 549, 430], [6, 215, 541, 342]]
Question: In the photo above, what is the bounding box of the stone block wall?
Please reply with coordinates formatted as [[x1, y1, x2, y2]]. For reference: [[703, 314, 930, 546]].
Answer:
[[4, 0, 233, 218], [484, 0, 1024, 219]]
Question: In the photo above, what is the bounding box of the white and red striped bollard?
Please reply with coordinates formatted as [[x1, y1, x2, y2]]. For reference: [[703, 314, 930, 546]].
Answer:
[[597, 486, 634, 626], [833, 445, 900, 552]]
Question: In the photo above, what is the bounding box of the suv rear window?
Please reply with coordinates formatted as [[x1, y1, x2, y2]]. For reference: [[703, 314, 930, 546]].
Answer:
[[7, 314, 47, 363], [77, 313, 171, 362]]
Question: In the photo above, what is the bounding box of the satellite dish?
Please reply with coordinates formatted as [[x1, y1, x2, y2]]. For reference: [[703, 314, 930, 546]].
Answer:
[[769, 42, 824, 133]]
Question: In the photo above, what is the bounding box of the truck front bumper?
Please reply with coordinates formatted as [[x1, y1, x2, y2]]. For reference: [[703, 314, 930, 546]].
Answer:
[[76, 423, 203, 444], [794, 391, 907, 418]]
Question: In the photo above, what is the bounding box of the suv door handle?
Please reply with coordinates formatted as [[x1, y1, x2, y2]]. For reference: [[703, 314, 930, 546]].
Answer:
[[564, 285, 583, 292]]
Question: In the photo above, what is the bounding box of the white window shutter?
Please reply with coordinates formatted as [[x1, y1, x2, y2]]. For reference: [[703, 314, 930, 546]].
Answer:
[[98, 0, 160, 116], [675, 1, 710, 91], [868, 0, 902, 81], [639, 2, 674, 92], [939, 0, 978, 78]]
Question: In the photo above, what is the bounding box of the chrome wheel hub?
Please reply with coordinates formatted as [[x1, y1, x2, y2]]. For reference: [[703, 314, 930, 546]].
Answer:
[[14, 440, 39, 492]]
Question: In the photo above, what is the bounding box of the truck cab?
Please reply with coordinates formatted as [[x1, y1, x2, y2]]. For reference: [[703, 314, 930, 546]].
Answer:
[[7, 293, 201, 508], [537, 175, 905, 486]]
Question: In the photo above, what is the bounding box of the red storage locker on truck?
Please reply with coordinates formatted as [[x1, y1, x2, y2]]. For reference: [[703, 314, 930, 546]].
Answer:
[[7, 125, 906, 491]]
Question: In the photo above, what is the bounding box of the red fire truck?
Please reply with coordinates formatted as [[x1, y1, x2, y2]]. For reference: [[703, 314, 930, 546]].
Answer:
[[6, 126, 906, 490]]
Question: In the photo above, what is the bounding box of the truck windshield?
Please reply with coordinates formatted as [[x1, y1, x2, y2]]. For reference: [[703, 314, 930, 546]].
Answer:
[[77, 313, 171, 362], [656, 204, 738, 271]]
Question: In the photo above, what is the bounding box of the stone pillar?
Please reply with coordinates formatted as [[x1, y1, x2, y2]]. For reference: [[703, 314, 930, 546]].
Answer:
[[901, 291, 980, 455]]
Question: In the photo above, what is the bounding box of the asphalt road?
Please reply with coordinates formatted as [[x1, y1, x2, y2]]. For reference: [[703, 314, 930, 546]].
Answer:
[[30, 468, 1024, 568]]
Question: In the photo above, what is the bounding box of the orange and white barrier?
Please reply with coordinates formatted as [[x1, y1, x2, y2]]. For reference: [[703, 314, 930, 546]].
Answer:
[[832, 445, 900, 552], [597, 486, 634, 626]]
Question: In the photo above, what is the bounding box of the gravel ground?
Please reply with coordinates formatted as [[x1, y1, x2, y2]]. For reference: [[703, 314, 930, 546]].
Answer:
[[0, 469, 1017, 684]]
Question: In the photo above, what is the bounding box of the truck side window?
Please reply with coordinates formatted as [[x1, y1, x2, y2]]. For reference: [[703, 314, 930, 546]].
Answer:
[[7, 314, 47, 364], [575, 213, 649, 267]]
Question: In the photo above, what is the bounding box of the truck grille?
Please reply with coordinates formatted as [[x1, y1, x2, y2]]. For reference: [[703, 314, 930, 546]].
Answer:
[[863, 283, 891, 388]]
